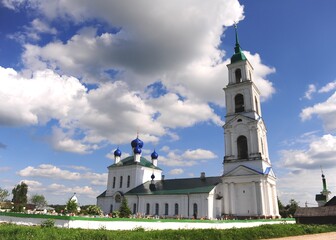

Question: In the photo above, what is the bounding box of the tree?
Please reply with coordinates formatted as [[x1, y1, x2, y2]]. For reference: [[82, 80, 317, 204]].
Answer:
[[0, 187, 9, 202], [278, 198, 299, 218], [30, 194, 47, 208], [66, 199, 79, 214], [119, 197, 132, 218], [287, 199, 299, 217], [85, 205, 103, 216], [12, 182, 28, 211]]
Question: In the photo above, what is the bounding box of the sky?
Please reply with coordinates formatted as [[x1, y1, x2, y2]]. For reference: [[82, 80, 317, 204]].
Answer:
[[0, 0, 336, 207]]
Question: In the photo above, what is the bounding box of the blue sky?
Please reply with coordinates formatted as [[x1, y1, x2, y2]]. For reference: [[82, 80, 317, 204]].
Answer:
[[0, 0, 336, 206]]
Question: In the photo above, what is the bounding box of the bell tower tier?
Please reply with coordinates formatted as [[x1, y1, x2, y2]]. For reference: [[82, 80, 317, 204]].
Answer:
[[221, 25, 279, 218]]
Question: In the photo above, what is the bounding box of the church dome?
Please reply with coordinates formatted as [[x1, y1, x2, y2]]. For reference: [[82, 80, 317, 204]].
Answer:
[[131, 137, 144, 148], [114, 148, 122, 157], [133, 145, 142, 154], [151, 150, 158, 159]]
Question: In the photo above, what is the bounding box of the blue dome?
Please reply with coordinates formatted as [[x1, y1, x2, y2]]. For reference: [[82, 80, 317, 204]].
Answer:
[[133, 146, 142, 154], [114, 148, 122, 157], [131, 137, 144, 148], [151, 150, 158, 159]]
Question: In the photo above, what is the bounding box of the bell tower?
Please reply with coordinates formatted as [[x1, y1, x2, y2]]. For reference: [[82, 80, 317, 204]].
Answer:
[[222, 25, 279, 218]]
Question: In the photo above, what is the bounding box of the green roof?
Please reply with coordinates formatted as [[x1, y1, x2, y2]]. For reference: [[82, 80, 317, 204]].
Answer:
[[230, 24, 247, 64], [126, 176, 221, 195], [108, 156, 161, 170]]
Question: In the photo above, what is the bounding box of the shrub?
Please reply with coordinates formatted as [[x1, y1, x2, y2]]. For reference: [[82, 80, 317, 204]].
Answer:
[[40, 219, 55, 228]]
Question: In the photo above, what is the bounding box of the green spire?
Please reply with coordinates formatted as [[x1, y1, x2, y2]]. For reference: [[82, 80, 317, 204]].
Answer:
[[230, 23, 247, 64]]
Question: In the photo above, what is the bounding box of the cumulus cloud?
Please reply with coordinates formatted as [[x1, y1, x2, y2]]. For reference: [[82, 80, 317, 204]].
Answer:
[[17, 164, 107, 186], [0, 1, 277, 153], [182, 149, 218, 160], [318, 80, 336, 93], [301, 91, 336, 131], [159, 148, 218, 167], [278, 134, 336, 170], [277, 133, 336, 205], [303, 84, 316, 100], [169, 168, 184, 175]]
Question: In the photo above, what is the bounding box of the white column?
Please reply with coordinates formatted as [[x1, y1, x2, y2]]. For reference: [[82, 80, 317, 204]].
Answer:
[[265, 182, 273, 216], [223, 183, 229, 214], [251, 181, 257, 215], [271, 185, 279, 217], [258, 181, 265, 216], [229, 182, 236, 215]]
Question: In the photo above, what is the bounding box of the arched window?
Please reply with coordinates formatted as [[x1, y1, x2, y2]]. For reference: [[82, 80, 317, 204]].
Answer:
[[155, 203, 159, 215], [255, 96, 259, 115], [127, 175, 130, 188], [146, 203, 150, 215], [237, 135, 248, 159], [165, 203, 169, 215], [115, 194, 121, 203], [133, 203, 137, 214], [119, 176, 123, 188], [112, 177, 116, 188], [193, 203, 198, 219], [261, 138, 264, 154], [235, 94, 245, 113], [174, 203, 179, 215], [235, 69, 242, 83]]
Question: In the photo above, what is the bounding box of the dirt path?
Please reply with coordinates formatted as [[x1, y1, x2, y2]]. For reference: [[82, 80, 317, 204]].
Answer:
[[265, 232, 336, 240]]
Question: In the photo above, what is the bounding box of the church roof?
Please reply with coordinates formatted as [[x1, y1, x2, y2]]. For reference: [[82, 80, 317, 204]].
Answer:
[[294, 206, 336, 217], [108, 156, 162, 170], [324, 196, 336, 206], [125, 176, 221, 195]]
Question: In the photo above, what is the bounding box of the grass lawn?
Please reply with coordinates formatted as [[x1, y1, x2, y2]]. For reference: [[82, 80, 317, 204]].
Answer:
[[0, 222, 336, 240]]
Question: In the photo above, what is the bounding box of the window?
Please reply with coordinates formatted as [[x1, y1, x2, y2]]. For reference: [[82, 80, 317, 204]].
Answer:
[[133, 203, 137, 214], [165, 203, 169, 215], [127, 175, 130, 188], [193, 203, 198, 219], [255, 96, 259, 115], [249, 71, 252, 81], [112, 177, 116, 188], [115, 195, 121, 203], [110, 204, 113, 213], [235, 94, 245, 113], [237, 135, 248, 159], [155, 203, 159, 215], [235, 69, 242, 83], [146, 203, 150, 215], [119, 176, 123, 188], [261, 138, 264, 154], [174, 203, 179, 215]]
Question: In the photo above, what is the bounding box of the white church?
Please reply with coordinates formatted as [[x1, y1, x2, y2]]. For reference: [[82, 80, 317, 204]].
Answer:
[[97, 27, 280, 219]]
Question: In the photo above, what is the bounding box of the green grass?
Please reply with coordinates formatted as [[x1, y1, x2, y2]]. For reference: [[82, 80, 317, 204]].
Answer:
[[0, 223, 336, 240]]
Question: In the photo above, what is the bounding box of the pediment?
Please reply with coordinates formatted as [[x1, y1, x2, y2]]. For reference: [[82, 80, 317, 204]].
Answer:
[[224, 114, 257, 128], [224, 165, 262, 177]]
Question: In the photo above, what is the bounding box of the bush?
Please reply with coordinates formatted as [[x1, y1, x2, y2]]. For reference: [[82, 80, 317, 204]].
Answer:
[[40, 219, 55, 228]]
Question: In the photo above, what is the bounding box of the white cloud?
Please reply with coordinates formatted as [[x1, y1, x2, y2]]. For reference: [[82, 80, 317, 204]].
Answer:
[[318, 80, 336, 93], [303, 84, 316, 100], [1, 1, 277, 154], [17, 164, 107, 186], [159, 148, 218, 167], [301, 91, 336, 131], [278, 134, 336, 170], [169, 168, 184, 175], [277, 134, 336, 206], [182, 149, 218, 160]]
